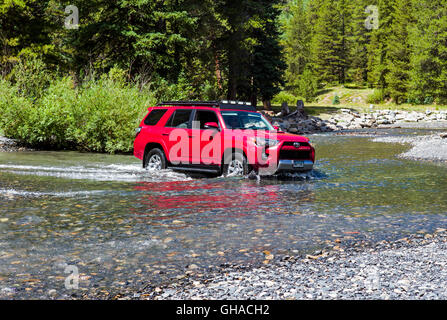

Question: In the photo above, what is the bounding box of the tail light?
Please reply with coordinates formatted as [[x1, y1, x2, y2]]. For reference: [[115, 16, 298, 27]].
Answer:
[[135, 127, 142, 137]]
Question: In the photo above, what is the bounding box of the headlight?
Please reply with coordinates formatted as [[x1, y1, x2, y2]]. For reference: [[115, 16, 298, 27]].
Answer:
[[252, 137, 280, 147]]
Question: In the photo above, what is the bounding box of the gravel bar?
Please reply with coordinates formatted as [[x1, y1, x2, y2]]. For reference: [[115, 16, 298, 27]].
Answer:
[[373, 133, 447, 161], [147, 230, 447, 300]]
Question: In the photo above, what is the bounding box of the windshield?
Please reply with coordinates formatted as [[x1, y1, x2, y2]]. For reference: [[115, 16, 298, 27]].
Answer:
[[221, 111, 274, 131]]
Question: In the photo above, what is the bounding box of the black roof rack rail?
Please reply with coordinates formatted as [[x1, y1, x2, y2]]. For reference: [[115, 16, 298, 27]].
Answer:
[[157, 100, 256, 111]]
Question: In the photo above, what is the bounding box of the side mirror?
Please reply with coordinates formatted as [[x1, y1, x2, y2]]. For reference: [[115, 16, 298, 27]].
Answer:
[[204, 122, 219, 130], [274, 126, 285, 133]]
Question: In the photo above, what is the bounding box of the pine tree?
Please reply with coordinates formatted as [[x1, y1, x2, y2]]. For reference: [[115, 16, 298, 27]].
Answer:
[[408, 0, 447, 104], [367, 0, 395, 90], [385, 0, 413, 104], [310, 0, 350, 85], [347, 0, 372, 85], [281, 0, 311, 92], [251, 1, 286, 109]]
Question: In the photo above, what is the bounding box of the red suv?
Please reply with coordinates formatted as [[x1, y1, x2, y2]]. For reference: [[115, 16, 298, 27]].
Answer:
[[134, 101, 315, 176]]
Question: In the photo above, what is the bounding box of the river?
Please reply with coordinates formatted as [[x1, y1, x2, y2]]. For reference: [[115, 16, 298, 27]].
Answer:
[[1, 128, 447, 298]]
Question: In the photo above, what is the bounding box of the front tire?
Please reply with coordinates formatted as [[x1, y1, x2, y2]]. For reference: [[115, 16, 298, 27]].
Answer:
[[223, 152, 249, 177], [144, 148, 167, 171]]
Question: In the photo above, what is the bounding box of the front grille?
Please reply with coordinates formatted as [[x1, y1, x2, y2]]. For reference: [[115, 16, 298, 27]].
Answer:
[[282, 142, 310, 148], [279, 150, 311, 160]]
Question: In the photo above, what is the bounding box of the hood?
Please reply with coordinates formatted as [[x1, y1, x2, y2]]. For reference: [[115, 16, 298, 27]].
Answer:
[[274, 132, 310, 143]]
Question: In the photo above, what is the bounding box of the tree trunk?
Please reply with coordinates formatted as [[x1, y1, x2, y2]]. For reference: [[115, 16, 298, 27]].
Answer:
[[262, 100, 271, 110], [213, 45, 223, 90]]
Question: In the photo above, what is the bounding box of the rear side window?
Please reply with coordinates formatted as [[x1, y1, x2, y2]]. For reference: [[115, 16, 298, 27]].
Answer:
[[193, 110, 220, 129], [166, 109, 193, 128], [144, 109, 168, 126]]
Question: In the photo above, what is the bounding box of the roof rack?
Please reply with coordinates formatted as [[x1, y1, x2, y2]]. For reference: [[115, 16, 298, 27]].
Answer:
[[157, 100, 256, 111]]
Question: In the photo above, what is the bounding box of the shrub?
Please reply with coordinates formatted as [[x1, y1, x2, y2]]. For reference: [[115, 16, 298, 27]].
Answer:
[[424, 96, 434, 105], [332, 95, 340, 105], [0, 79, 34, 139], [25, 77, 77, 148], [0, 74, 156, 153], [272, 91, 300, 106], [367, 89, 385, 104], [71, 77, 155, 153], [9, 57, 53, 99]]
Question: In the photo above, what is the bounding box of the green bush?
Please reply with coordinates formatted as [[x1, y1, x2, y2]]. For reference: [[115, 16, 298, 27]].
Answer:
[[0, 79, 34, 139], [367, 89, 385, 104], [0, 74, 156, 153], [272, 91, 300, 106], [71, 77, 155, 153], [424, 96, 434, 105], [332, 95, 340, 105], [9, 57, 53, 99]]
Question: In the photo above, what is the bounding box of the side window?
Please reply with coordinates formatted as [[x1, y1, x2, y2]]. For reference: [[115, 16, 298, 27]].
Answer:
[[144, 109, 168, 126], [193, 110, 220, 129], [166, 109, 193, 128]]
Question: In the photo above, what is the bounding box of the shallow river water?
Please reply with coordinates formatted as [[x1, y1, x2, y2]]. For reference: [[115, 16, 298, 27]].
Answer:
[[1, 129, 447, 298]]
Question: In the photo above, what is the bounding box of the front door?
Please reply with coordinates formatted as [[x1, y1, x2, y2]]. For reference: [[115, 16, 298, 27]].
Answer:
[[191, 110, 222, 165]]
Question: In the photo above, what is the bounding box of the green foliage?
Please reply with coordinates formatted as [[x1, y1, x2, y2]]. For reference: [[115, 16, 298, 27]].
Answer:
[[9, 57, 54, 98], [310, 0, 350, 85], [281, 0, 311, 88], [272, 91, 300, 106], [297, 67, 318, 102], [385, 0, 413, 104], [0, 79, 34, 139], [367, 89, 386, 104], [347, 0, 371, 85], [1, 0, 286, 108], [408, 0, 447, 104], [367, 0, 395, 89], [0, 72, 155, 153], [424, 96, 434, 105], [251, 1, 286, 103], [332, 95, 341, 105], [70, 77, 154, 153]]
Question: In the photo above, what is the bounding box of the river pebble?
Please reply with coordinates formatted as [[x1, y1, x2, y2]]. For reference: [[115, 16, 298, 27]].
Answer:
[[148, 231, 447, 300]]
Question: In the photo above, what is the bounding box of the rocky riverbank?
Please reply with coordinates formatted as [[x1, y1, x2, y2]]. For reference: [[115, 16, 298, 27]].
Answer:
[[0, 136, 27, 152], [265, 109, 447, 134], [145, 229, 447, 300]]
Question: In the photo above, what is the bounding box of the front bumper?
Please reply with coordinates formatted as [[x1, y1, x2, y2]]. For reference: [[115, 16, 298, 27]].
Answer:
[[276, 160, 314, 172]]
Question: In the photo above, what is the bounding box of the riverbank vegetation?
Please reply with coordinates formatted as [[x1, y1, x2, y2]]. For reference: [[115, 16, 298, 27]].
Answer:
[[1, 0, 446, 152]]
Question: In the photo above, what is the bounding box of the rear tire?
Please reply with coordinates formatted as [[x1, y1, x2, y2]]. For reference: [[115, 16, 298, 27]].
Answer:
[[223, 152, 249, 177], [144, 148, 167, 171]]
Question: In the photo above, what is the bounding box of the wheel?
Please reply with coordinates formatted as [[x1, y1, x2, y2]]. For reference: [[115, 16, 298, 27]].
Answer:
[[223, 152, 249, 177], [144, 148, 167, 171]]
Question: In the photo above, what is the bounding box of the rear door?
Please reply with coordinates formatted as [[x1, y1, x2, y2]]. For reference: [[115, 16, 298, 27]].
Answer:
[[162, 109, 193, 165]]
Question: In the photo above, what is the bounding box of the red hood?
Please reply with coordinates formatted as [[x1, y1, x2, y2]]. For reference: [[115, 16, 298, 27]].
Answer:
[[251, 131, 309, 143], [275, 132, 310, 143]]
